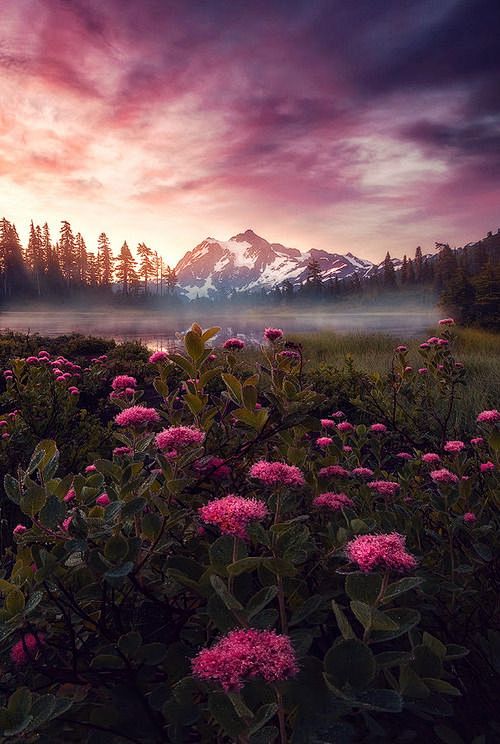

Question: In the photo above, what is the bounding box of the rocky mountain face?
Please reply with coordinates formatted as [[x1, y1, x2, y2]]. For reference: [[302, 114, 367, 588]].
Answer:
[[174, 229, 377, 298]]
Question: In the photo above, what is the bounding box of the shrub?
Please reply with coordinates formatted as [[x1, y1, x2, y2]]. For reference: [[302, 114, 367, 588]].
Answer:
[[0, 322, 498, 742]]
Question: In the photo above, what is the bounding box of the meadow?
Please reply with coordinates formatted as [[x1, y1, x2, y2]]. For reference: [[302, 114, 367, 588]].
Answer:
[[0, 321, 498, 743]]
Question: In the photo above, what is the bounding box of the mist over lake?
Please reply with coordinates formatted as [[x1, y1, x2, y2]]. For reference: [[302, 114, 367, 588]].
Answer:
[[0, 306, 439, 348]]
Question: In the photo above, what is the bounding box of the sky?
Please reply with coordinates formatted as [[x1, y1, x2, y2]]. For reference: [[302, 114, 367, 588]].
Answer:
[[0, 0, 499, 264]]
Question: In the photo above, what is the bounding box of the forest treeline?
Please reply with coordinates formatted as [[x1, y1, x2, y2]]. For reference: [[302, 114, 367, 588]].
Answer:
[[0, 217, 498, 327]]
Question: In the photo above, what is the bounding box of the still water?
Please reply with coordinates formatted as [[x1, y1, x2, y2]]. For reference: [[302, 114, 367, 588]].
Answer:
[[0, 308, 439, 349]]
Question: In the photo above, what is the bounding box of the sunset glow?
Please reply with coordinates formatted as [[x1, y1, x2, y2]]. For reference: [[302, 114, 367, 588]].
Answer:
[[1, 0, 499, 262]]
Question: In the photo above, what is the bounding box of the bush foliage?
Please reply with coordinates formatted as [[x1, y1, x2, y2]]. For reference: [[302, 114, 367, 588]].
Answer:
[[0, 322, 498, 743]]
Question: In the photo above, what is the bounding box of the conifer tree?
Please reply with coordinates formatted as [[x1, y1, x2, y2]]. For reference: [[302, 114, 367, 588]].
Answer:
[[97, 232, 114, 288], [115, 241, 137, 295], [137, 242, 155, 294]]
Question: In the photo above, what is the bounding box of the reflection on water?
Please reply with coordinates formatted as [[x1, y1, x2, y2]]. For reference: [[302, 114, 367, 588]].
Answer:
[[0, 308, 439, 349]]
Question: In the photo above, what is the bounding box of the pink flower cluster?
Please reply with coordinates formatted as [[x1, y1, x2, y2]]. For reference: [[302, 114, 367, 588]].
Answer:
[[223, 337, 245, 350], [111, 375, 137, 390], [351, 467, 374, 478], [192, 629, 298, 691], [249, 460, 305, 486], [444, 440, 465, 454], [370, 423, 387, 433], [439, 318, 455, 326], [346, 532, 417, 573], [264, 327, 283, 342], [313, 492, 354, 511], [113, 446, 133, 457], [367, 480, 400, 497], [316, 436, 333, 448], [115, 406, 160, 428], [156, 425, 205, 451], [319, 465, 350, 478], [422, 453, 441, 464], [480, 461, 495, 473], [194, 456, 231, 479], [11, 633, 45, 665], [337, 421, 354, 434], [463, 512, 476, 524], [148, 350, 169, 364], [476, 409, 500, 424], [320, 418, 335, 429], [430, 468, 459, 484], [198, 495, 268, 539]]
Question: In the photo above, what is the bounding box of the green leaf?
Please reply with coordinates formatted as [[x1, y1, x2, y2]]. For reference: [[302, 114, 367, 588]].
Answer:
[[370, 608, 421, 643], [137, 642, 168, 665], [375, 651, 412, 668], [355, 689, 403, 712], [221, 373, 243, 404], [4, 474, 21, 504], [422, 632, 447, 660], [208, 693, 247, 738], [424, 678, 461, 696], [246, 586, 278, 619], [248, 704, 278, 735], [331, 600, 356, 640], [262, 557, 297, 577], [104, 534, 129, 562], [399, 666, 429, 698], [345, 572, 382, 604], [121, 497, 146, 519], [7, 687, 32, 724], [103, 561, 134, 586], [90, 654, 125, 669], [289, 595, 324, 626], [168, 353, 196, 377], [227, 557, 265, 577], [209, 575, 244, 611], [20, 484, 47, 517], [201, 326, 221, 342], [324, 639, 376, 690], [445, 644, 469, 660], [118, 631, 143, 657], [5, 588, 25, 615], [383, 576, 424, 602], [39, 495, 65, 528], [413, 645, 443, 678], [185, 330, 204, 361]]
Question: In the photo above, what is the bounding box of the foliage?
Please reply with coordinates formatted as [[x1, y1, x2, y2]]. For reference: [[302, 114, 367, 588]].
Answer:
[[0, 322, 498, 742]]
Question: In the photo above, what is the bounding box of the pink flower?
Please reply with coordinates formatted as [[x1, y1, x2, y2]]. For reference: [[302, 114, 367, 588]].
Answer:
[[192, 629, 298, 692], [437, 338, 449, 347], [156, 425, 205, 451], [419, 343, 430, 350], [476, 409, 500, 424], [113, 446, 133, 457], [0, 420, 8, 427], [313, 492, 354, 511], [68, 387, 79, 395], [430, 468, 459, 484], [223, 337, 245, 350], [194, 456, 231, 479], [439, 318, 455, 326], [62, 516, 73, 532], [115, 406, 160, 428], [249, 460, 305, 487], [38, 350, 50, 358], [350, 467, 374, 478], [85, 464, 97, 473], [279, 350, 300, 360], [316, 436, 333, 448], [264, 327, 283, 342], [64, 488, 76, 503], [444, 440, 465, 454], [396, 452, 413, 460], [320, 419, 335, 429], [26, 356, 38, 364], [331, 410, 345, 419], [422, 453, 441, 464], [395, 345, 407, 352], [10, 633, 45, 665], [418, 367, 428, 374], [337, 422, 354, 434], [370, 423, 387, 433], [318, 465, 350, 478], [480, 461, 495, 473], [149, 351, 169, 364], [96, 493, 111, 506], [404, 366, 413, 373], [2, 432, 9, 440], [13, 524, 27, 536], [470, 437, 484, 446], [463, 512, 476, 524], [427, 337, 440, 345], [367, 480, 400, 497], [342, 445, 353, 453], [198, 495, 268, 539], [111, 375, 137, 391], [346, 532, 417, 573]]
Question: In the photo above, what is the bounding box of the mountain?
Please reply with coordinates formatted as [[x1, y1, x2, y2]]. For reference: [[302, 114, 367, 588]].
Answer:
[[174, 229, 375, 298]]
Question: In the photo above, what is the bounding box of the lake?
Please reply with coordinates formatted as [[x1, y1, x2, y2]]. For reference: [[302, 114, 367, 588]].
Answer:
[[0, 307, 439, 349]]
